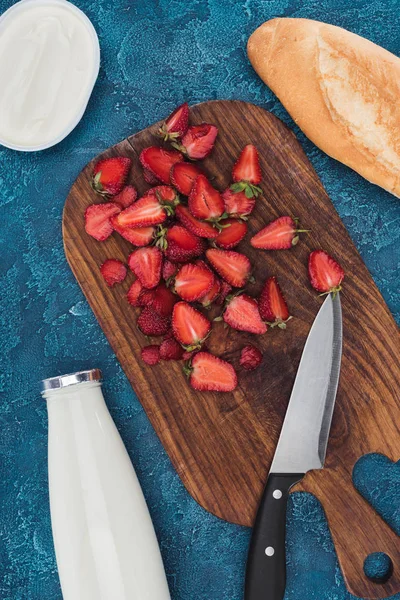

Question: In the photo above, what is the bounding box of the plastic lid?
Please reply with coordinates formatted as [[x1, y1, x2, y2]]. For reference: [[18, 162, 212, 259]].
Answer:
[[40, 369, 102, 393]]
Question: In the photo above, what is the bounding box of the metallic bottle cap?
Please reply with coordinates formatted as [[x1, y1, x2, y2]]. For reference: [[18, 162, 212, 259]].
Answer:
[[40, 369, 102, 393]]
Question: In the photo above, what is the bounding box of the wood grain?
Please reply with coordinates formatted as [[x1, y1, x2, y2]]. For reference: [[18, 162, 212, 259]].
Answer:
[[63, 101, 400, 598]]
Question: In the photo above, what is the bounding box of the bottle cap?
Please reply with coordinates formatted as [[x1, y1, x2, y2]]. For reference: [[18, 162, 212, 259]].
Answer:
[[40, 369, 102, 393]]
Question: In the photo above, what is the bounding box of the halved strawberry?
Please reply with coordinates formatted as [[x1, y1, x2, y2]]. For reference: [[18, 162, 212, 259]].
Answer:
[[100, 259, 127, 287], [223, 294, 267, 334], [214, 218, 247, 249], [175, 205, 218, 239], [206, 248, 251, 288], [174, 263, 214, 302], [175, 124, 218, 160], [251, 216, 308, 250], [172, 302, 211, 349], [240, 345, 263, 371], [138, 288, 155, 307], [188, 175, 224, 221], [113, 185, 137, 208], [222, 188, 256, 218], [231, 145, 262, 198], [187, 352, 237, 392], [308, 250, 344, 296], [140, 146, 183, 184], [158, 102, 189, 141], [127, 280, 143, 306], [170, 162, 202, 196], [116, 194, 167, 229], [85, 203, 121, 241], [259, 276, 291, 328], [138, 307, 170, 336], [92, 156, 131, 196], [165, 225, 206, 263], [111, 217, 155, 246], [141, 345, 161, 365], [215, 280, 233, 306], [148, 185, 180, 206], [128, 247, 162, 289], [162, 259, 178, 282], [159, 336, 184, 360], [150, 282, 178, 316], [199, 277, 221, 308]]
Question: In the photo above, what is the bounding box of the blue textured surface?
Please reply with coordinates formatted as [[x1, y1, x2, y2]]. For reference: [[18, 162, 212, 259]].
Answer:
[[0, 1, 399, 599]]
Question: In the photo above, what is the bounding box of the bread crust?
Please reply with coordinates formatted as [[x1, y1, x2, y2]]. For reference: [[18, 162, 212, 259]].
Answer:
[[247, 18, 400, 197]]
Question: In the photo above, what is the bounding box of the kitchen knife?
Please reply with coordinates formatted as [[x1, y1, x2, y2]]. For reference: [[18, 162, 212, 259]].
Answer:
[[245, 293, 342, 600]]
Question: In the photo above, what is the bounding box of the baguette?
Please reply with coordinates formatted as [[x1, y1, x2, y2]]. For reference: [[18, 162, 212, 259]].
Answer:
[[247, 18, 400, 197]]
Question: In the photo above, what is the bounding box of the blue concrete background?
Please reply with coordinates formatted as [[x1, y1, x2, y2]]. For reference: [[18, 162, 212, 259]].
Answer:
[[0, 0, 399, 599]]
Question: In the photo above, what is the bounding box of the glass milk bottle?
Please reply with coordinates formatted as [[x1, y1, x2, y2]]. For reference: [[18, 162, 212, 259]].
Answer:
[[41, 369, 171, 600]]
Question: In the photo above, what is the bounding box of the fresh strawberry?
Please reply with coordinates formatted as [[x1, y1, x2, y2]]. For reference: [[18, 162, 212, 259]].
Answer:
[[159, 337, 184, 360], [188, 175, 224, 221], [308, 250, 344, 296], [150, 283, 178, 316], [259, 276, 291, 328], [251, 216, 308, 250], [174, 124, 218, 160], [172, 302, 211, 349], [143, 168, 160, 185], [85, 203, 121, 241], [199, 277, 221, 308], [113, 185, 137, 209], [215, 280, 233, 306], [187, 352, 237, 392], [170, 162, 202, 196], [100, 259, 127, 287], [158, 102, 189, 141], [138, 288, 155, 307], [231, 145, 262, 198], [162, 259, 178, 282], [175, 205, 218, 239], [137, 307, 170, 336], [141, 345, 161, 365], [223, 294, 267, 334], [174, 263, 214, 302], [128, 247, 162, 289], [240, 345, 263, 371], [148, 185, 180, 206], [165, 225, 205, 263], [140, 146, 183, 185], [222, 188, 255, 218], [111, 217, 155, 246], [206, 248, 251, 288], [127, 280, 143, 306], [116, 194, 167, 229], [92, 157, 131, 196], [214, 218, 247, 249]]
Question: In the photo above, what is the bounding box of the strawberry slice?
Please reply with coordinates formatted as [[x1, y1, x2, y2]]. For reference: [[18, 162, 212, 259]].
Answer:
[[150, 282, 178, 316], [127, 280, 143, 306], [223, 294, 267, 334], [206, 248, 251, 288], [165, 225, 206, 263], [175, 205, 218, 239], [199, 277, 221, 308], [113, 185, 137, 209], [116, 194, 167, 228], [140, 146, 183, 185], [259, 276, 291, 328], [159, 336, 184, 360], [100, 259, 127, 287], [148, 185, 180, 206], [174, 263, 214, 302], [159, 102, 189, 141], [92, 156, 131, 196], [141, 345, 161, 365], [188, 175, 224, 221], [128, 247, 162, 289], [187, 352, 237, 392], [172, 302, 211, 349], [85, 202, 121, 241], [162, 259, 178, 282], [231, 145, 262, 198], [111, 217, 155, 246], [170, 162, 202, 196], [240, 345, 263, 371], [308, 250, 344, 296], [175, 124, 218, 160], [222, 188, 256, 218], [138, 288, 156, 307], [214, 218, 247, 249], [214, 280, 232, 306], [138, 307, 170, 336], [251, 216, 308, 250]]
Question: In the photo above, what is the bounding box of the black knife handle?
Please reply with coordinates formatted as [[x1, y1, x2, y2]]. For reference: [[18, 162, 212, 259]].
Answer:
[[245, 473, 305, 600]]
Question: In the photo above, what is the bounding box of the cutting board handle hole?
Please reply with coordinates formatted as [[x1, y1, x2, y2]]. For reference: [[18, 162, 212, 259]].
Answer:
[[364, 552, 393, 583]]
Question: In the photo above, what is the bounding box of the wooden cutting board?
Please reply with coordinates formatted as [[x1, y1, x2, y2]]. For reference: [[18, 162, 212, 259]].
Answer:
[[63, 101, 400, 598]]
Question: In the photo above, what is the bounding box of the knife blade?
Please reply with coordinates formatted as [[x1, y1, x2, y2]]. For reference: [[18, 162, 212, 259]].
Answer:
[[245, 293, 342, 600]]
